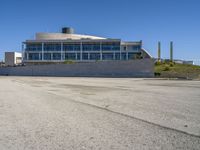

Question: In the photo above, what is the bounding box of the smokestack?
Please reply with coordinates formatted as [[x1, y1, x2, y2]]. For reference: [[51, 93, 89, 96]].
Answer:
[[170, 41, 173, 62], [158, 42, 161, 61]]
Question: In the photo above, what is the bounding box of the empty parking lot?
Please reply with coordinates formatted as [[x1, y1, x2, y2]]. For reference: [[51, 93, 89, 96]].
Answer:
[[0, 77, 200, 149]]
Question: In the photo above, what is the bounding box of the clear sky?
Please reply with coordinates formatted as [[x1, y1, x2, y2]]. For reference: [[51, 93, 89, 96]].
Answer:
[[0, 0, 200, 62]]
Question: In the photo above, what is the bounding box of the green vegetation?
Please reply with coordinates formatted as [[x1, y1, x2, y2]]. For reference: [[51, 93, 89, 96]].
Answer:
[[155, 62, 200, 80], [63, 60, 75, 64]]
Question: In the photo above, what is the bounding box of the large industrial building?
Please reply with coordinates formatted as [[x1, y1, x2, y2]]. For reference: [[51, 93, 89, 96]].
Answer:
[[22, 27, 151, 63]]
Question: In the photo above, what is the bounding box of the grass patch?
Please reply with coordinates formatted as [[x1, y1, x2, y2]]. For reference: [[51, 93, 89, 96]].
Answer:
[[155, 62, 200, 79], [63, 60, 75, 64]]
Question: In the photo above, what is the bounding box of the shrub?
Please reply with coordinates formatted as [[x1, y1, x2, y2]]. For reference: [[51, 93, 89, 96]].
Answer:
[[155, 61, 162, 66], [169, 62, 174, 67], [163, 65, 170, 71], [154, 72, 161, 77], [64, 60, 74, 64]]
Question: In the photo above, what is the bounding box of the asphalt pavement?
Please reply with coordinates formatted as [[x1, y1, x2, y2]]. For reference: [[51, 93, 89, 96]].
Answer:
[[0, 77, 200, 150]]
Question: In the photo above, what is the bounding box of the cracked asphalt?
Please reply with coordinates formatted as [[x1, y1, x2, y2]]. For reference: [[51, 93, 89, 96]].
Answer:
[[0, 77, 200, 150]]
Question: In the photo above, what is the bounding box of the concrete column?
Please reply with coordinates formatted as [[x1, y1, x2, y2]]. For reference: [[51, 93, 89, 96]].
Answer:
[[22, 43, 25, 61], [120, 44, 122, 60], [61, 42, 63, 61], [42, 43, 44, 61], [126, 45, 128, 60], [100, 42, 102, 60], [27, 53, 29, 60], [51, 53, 53, 60], [113, 52, 116, 60], [80, 42, 83, 61]]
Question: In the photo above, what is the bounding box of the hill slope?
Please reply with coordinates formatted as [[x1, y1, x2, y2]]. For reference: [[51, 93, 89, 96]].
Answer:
[[155, 63, 200, 80]]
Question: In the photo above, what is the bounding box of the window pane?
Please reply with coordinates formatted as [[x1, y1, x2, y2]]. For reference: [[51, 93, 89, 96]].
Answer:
[[65, 53, 76, 60], [115, 53, 120, 60], [128, 52, 135, 60], [90, 53, 100, 60], [44, 43, 61, 51], [44, 53, 51, 60], [83, 53, 89, 60], [102, 42, 120, 51], [29, 53, 40, 60], [53, 53, 61, 60], [26, 44, 42, 51], [121, 52, 127, 60], [102, 53, 114, 60]]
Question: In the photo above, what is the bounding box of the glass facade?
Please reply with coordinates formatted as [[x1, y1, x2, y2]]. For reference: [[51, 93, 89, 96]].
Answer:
[[102, 42, 120, 51], [44, 53, 51, 60], [26, 44, 42, 51], [115, 53, 120, 60], [131, 45, 141, 51], [121, 52, 127, 60], [102, 53, 114, 60], [24, 41, 142, 61], [29, 53, 40, 60], [63, 44, 80, 51], [44, 43, 61, 51], [53, 53, 61, 60], [90, 53, 100, 60], [65, 53, 76, 60], [82, 53, 89, 60]]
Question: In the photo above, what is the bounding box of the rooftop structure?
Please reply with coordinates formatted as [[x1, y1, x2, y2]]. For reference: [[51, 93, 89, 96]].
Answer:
[[22, 27, 151, 64]]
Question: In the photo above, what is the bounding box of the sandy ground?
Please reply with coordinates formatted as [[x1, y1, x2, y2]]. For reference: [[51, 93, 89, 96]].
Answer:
[[0, 77, 200, 150]]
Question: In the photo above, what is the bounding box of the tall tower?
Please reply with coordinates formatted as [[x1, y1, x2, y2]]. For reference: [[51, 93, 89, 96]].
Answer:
[[158, 42, 161, 62], [170, 41, 173, 62]]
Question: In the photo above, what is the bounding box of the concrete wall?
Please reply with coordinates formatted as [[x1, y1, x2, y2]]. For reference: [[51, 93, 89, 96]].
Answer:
[[0, 59, 154, 77], [5, 52, 15, 66]]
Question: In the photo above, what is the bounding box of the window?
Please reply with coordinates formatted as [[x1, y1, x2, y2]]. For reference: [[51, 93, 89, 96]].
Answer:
[[123, 46, 126, 51], [44, 43, 61, 51], [63, 44, 80, 51], [115, 53, 120, 60], [29, 53, 40, 60], [83, 44, 93, 51], [90, 53, 100, 60], [44, 53, 51, 60], [102, 53, 114, 60], [74, 45, 81, 51], [53, 53, 61, 60], [82, 53, 89, 60], [132, 45, 141, 51], [121, 52, 127, 60], [26, 44, 42, 51], [65, 53, 76, 60], [128, 52, 135, 60], [102, 42, 120, 51], [93, 44, 100, 51]]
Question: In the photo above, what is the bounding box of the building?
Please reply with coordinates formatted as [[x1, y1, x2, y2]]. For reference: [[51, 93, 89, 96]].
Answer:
[[5, 52, 22, 66], [174, 60, 194, 65], [0, 61, 5, 67], [22, 27, 151, 64]]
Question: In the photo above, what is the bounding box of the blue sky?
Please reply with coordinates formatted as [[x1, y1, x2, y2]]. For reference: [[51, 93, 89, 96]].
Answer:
[[0, 0, 200, 61]]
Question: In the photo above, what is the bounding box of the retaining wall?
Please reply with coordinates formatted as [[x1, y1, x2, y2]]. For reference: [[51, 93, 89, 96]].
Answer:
[[0, 59, 154, 77]]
